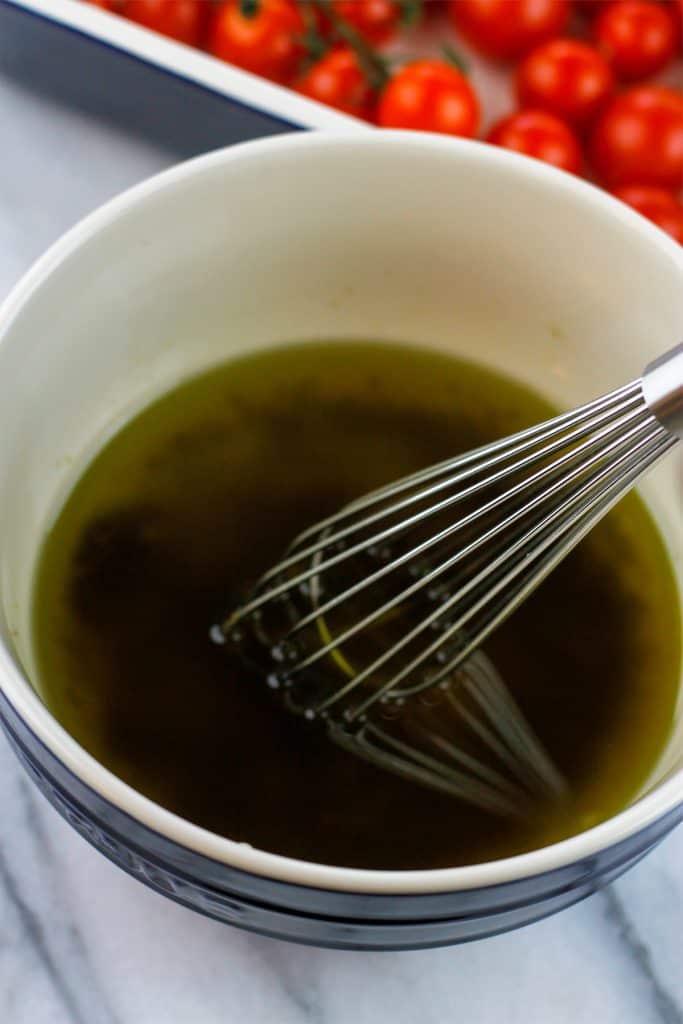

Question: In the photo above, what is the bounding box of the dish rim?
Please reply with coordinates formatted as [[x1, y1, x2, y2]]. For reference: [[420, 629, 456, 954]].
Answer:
[[1, 130, 682, 896]]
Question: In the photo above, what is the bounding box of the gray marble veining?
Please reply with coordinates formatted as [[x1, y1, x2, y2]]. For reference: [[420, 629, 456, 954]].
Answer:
[[0, 28, 681, 1024], [2, 727, 682, 1024]]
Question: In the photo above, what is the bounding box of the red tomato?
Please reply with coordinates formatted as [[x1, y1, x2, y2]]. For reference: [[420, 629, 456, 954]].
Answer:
[[122, 0, 208, 45], [333, 0, 401, 44], [577, 0, 605, 15], [301, 0, 336, 39], [590, 85, 683, 188], [612, 184, 683, 243], [85, 0, 122, 10], [487, 109, 583, 174], [517, 40, 614, 127], [208, 0, 306, 84], [377, 60, 480, 137], [593, 1, 680, 81], [449, 0, 570, 61], [296, 47, 376, 121]]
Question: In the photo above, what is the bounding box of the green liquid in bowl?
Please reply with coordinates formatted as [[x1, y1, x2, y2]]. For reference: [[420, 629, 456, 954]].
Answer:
[[31, 341, 681, 869]]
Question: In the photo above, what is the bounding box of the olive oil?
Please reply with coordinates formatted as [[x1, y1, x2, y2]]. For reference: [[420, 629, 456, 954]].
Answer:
[[31, 342, 681, 869]]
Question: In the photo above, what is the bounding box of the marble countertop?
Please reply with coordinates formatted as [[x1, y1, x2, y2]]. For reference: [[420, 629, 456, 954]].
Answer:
[[1, 15, 682, 1024]]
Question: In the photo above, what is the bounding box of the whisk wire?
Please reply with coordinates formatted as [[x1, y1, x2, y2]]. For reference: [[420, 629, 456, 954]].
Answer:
[[342, 724, 524, 817], [289, 379, 644, 546], [407, 430, 674, 701], [459, 663, 566, 798], [220, 349, 681, 818], [356, 425, 672, 713], [239, 390, 646, 623], [281, 404, 664, 709], [303, 401, 657, 652]]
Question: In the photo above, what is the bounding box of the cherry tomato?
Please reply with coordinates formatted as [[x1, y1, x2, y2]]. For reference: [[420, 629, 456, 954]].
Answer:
[[487, 109, 583, 174], [122, 0, 209, 45], [449, 0, 570, 61], [296, 47, 376, 120], [577, 0, 605, 15], [377, 60, 480, 137], [611, 184, 683, 244], [85, 0, 122, 10], [333, 1, 401, 44], [208, 0, 306, 84], [300, 0, 336, 39], [517, 40, 614, 127], [590, 85, 683, 188], [593, 1, 680, 81]]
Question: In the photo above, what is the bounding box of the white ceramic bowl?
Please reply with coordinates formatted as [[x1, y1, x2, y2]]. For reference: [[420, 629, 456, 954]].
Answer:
[[0, 133, 681, 949]]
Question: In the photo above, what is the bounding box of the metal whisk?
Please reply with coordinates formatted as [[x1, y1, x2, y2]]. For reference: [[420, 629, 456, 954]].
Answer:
[[216, 344, 683, 817]]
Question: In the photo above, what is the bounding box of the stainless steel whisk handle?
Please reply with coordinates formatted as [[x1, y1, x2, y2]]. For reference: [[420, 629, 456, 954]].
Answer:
[[642, 343, 683, 440]]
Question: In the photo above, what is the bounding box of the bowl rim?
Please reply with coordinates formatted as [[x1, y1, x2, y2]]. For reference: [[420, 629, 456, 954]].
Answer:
[[1, 130, 682, 896]]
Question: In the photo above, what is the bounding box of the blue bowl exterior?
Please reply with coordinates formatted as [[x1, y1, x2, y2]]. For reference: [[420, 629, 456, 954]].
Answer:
[[2, 687, 682, 950]]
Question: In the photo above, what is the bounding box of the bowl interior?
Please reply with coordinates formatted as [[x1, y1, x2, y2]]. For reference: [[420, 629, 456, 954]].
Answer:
[[0, 133, 682, 884]]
